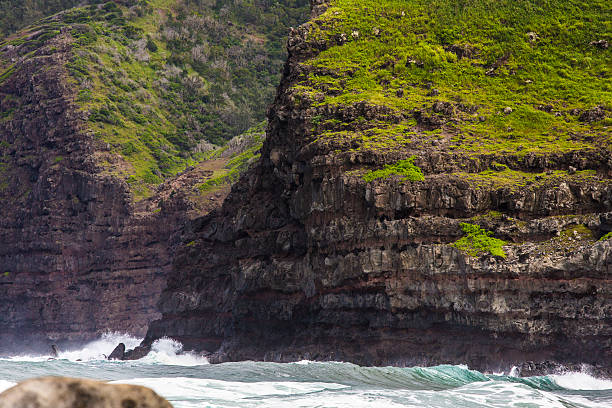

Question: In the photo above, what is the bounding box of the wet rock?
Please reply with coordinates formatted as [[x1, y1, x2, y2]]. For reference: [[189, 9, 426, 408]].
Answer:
[[516, 361, 608, 377], [124, 344, 152, 360], [108, 343, 126, 360], [0, 377, 172, 408]]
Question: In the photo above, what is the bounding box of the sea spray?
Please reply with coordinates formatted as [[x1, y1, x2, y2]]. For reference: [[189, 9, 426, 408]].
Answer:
[[551, 372, 612, 391], [58, 332, 142, 361], [137, 337, 209, 366]]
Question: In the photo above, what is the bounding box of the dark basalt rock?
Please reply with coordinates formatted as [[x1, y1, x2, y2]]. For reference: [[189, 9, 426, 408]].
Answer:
[[579, 106, 607, 123], [0, 24, 225, 354], [107, 343, 126, 360], [123, 345, 152, 361], [139, 0, 612, 376], [517, 361, 609, 378]]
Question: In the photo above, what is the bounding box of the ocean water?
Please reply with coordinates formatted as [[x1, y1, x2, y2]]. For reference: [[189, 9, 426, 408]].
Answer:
[[0, 333, 610, 408]]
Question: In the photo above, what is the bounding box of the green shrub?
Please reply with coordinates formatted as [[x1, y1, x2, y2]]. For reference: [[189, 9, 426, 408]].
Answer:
[[363, 156, 425, 182], [600, 232, 612, 241], [146, 35, 157, 52], [452, 223, 507, 258]]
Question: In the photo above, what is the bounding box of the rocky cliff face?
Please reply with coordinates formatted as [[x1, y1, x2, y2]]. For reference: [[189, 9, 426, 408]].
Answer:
[[145, 0, 612, 374], [0, 0, 301, 353], [0, 30, 188, 352], [0, 26, 247, 352]]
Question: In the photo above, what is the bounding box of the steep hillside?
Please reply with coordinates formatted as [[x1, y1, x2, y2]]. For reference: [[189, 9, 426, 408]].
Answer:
[[0, 0, 84, 36], [0, 0, 303, 352], [143, 0, 612, 374]]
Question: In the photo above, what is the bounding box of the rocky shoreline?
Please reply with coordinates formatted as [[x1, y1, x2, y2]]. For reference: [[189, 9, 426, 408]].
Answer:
[[0, 0, 609, 378]]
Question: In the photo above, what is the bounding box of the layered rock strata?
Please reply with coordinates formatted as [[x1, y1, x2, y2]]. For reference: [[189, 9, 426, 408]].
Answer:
[[0, 31, 225, 353], [142, 0, 612, 374]]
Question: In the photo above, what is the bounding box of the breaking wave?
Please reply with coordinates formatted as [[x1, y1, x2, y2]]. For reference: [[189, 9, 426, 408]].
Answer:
[[0, 336, 610, 407], [0, 333, 207, 366], [137, 337, 209, 366]]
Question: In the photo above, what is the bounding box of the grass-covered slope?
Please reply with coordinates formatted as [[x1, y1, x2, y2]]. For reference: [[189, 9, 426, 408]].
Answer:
[[0, 0, 307, 198], [297, 0, 610, 158], [0, 0, 84, 36]]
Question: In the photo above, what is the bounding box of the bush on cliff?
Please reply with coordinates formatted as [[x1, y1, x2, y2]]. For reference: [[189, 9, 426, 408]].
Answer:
[[362, 156, 425, 182], [452, 223, 507, 258]]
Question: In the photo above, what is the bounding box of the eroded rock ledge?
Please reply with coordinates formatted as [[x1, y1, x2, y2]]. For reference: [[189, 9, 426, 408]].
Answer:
[[138, 0, 612, 375]]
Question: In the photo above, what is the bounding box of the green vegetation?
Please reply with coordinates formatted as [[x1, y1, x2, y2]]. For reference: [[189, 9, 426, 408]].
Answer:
[[198, 124, 264, 192], [362, 156, 424, 182], [535, 224, 595, 254], [298, 0, 610, 155], [600, 232, 612, 241], [452, 223, 507, 258], [0, 0, 308, 198], [458, 167, 598, 192], [0, 0, 84, 36], [163, 0, 309, 144]]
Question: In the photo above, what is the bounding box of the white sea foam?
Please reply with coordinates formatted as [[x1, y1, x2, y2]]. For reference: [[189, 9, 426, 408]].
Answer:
[[135, 337, 209, 366], [112, 377, 349, 404], [0, 334, 207, 366], [294, 359, 315, 365], [0, 380, 16, 393], [58, 332, 142, 361], [551, 371, 612, 390], [0, 332, 143, 362], [115, 376, 612, 408], [0, 354, 50, 362]]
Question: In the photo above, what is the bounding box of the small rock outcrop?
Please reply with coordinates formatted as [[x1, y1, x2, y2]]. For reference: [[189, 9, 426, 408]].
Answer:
[[107, 343, 126, 360], [0, 377, 172, 408]]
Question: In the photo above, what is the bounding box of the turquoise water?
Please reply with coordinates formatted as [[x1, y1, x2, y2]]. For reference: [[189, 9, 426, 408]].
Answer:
[[0, 334, 610, 407]]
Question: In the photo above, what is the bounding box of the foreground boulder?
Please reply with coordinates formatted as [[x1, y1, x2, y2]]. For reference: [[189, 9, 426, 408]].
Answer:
[[0, 377, 172, 408]]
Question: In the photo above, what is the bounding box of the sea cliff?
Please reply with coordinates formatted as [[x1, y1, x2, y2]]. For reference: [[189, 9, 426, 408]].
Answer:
[[142, 0, 612, 374]]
